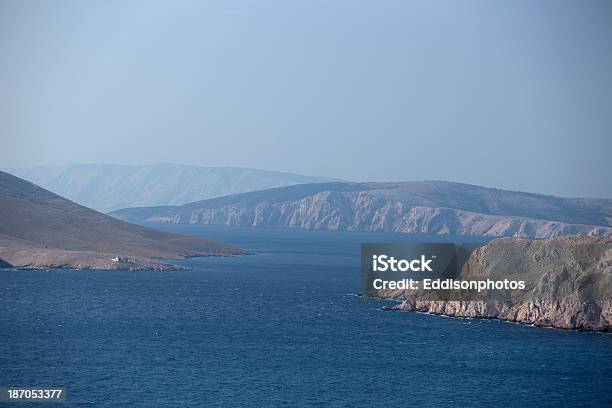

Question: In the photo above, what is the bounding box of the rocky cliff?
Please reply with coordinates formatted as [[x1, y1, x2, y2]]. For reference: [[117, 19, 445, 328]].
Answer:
[[379, 236, 612, 331], [111, 182, 612, 239]]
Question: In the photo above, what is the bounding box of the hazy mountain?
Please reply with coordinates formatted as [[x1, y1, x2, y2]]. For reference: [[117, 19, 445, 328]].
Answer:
[[0, 171, 246, 270], [7, 164, 338, 212], [110, 181, 612, 239]]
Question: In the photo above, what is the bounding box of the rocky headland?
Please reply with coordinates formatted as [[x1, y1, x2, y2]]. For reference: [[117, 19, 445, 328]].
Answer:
[[376, 236, 612, 331]]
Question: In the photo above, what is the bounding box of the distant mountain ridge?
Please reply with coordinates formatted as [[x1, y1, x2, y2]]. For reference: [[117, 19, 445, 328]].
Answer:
[[0, 171, 247, 270], [110, 181, 612, 239], [6, 164, 337, 212]]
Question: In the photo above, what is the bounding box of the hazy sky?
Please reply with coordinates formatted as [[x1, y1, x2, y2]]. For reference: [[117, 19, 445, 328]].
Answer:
[[2, 1, 611, 197]]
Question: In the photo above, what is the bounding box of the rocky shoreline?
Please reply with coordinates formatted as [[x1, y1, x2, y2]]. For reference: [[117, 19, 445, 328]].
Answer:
[[389, 299, 611, 332]]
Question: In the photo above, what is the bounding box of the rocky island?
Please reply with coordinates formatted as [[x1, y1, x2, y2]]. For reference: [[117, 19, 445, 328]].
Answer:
[[0, 171, 248, 270]]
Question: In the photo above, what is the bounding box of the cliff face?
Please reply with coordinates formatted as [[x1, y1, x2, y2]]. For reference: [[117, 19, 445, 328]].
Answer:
[[383, 236, 612, 331], [113, 186, 612, 239]]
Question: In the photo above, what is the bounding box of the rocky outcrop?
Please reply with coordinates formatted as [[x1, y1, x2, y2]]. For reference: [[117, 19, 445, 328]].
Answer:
[[112, 185, 612, 239], [378, 236, 612, 331]]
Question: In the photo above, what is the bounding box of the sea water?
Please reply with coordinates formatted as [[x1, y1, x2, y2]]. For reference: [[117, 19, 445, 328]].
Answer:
[[1, 225, 610, 407]]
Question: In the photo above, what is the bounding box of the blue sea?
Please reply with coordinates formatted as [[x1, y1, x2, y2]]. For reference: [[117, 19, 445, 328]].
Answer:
[[1, 225, 611, 407]]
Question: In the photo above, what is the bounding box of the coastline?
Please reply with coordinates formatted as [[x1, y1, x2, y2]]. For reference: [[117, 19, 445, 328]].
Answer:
[[0, 251, 255, 272], [382, 299, 612, 332]]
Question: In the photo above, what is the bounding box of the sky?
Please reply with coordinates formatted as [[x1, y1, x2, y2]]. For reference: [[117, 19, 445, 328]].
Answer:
[[2, 0, 611, 198]]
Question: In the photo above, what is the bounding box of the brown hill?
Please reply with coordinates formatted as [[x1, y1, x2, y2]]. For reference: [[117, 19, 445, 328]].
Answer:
[[0, 171, 247, 270]]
